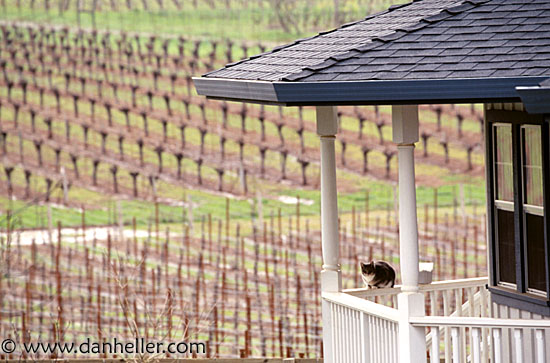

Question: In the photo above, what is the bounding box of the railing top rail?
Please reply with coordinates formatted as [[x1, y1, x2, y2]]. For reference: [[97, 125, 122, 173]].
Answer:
[[418, 277, 488, 292], [322, 292, 400, 322], [410, 316, 550, 329], [343, 277, 488, 298], [344, 286, 398, 298]]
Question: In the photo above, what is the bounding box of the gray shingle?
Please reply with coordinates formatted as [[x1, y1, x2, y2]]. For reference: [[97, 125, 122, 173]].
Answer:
[[491, 69, 526, 77], [333, 72, 377, 81], [301, 73, 339, 81], [373, 71, 413, 79], [522, 68, 548, 76], [531, 52, 550, 60], [404, 71, 453, 79], [390, 48, 443, 57], [356, 63, 400, 72], [436, 62, 478, 71], [322, 65, 361, 73], [205, 0, 550, 83], [475, 61, 517, 70]]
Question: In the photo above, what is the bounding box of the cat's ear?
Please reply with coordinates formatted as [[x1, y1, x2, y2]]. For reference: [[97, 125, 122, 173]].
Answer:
[[360, 261, 368, 271]]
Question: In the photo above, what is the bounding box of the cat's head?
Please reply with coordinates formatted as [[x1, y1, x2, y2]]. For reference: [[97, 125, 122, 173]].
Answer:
[[360, 261, 375, 275]]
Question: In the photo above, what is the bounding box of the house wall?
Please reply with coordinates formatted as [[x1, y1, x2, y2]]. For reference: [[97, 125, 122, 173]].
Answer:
[[485, 102, 526, 112], [486, 101, 550, 361], [492, 301, 550, 361]]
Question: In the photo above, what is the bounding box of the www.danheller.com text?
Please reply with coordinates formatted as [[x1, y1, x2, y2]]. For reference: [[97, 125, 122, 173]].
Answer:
[[1, 337, 206, 356]]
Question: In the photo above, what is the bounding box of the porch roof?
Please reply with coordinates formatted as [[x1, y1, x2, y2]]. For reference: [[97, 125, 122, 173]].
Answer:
[[194, 0, 550, 106]]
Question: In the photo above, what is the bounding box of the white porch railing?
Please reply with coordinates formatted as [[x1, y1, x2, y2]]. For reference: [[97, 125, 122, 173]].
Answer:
[[323, 277, 550, 363], [344, 277, 489, 315], [322, 291, 399, 363], [411, 316, 549, 363]]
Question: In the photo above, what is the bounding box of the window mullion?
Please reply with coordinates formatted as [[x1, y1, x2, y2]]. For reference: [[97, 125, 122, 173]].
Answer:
[[513, 123, 526, 293], [542, 120, 550, 299], [486, 117, 498, 287]]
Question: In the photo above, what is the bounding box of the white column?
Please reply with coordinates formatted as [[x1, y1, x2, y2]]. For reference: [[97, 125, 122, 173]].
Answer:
[[392, 105, 426, 363], [316, 106, 342, 363], [398, 144, 420, 289], [392, 105, 420, 292]]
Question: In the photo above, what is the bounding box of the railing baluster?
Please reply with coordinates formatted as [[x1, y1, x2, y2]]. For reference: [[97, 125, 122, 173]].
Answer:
[[369, 315, 380, 362], [390, 321, 395, 363], [360, 312, 368, 363], [339, 304, 344, 363], [369, 315, 375, 362], [431, 326, 440, 363], [493, 328, 502, 363], [535, 329, 546, 363], [357, 311, 367, 363], [339, 306, 344, 363], [386, 320, 391, 363], [336, 304, 342, 363], [381, 319, 386, 363], [334, 303, 338, 362], [514, 328, 524, 363], [467, 287, 475, 316], [378, 318, 384, 363], [377, 317, 382, 363], [350, 310, 359, 362], [332, 304, 337, 363], [341, 305, 346, 363], [352, 309, 356, 363], [455, 288, 466, 362], [353, 311, 358, 363], [480, 287, 489, 363], [472, 327, 481, 363], [443, 290, 451, 363], [394, 322, 399, 362], [467, 287, 475, 361], [344, 306, 349, 363], [350, 310, 355, 363], [429, 290, 437, 316], [451, 327, 461, 363], [382, 318, 387, 362], [354, 311, 359, 363]]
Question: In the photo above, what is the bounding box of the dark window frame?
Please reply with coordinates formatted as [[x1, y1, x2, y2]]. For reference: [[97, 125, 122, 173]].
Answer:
[[492, 123, 516, 287], [520, 125, 546, 295], [485, 107, 550, 315]]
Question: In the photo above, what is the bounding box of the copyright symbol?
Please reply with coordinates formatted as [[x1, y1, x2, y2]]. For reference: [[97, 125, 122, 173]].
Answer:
[[1, 339, 16, 353]]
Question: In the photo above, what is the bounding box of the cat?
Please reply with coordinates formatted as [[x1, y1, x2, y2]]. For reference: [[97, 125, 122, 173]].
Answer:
[[360, 260, 396, 289]]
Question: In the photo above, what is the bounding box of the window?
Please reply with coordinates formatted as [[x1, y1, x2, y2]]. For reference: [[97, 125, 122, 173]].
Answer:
[[493, 124, 515, 286], [487, 107, 549, 313], [495, 125, 514, 202], [522, 126, 546, 295]]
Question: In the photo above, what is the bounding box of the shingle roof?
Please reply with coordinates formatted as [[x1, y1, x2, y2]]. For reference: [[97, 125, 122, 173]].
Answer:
[[204, 0, 550, 82]]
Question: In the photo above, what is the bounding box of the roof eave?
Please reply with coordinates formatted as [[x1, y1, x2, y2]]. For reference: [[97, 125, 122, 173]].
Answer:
[[516, 86, 550, 114], [193, 77, 281, 105], [193, 76, 550, 106]]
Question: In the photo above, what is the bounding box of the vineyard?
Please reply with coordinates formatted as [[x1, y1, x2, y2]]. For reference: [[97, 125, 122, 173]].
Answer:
[[1, 194, 487, 359], [0, 2, 490, 360], [0, 22, 486, 225]]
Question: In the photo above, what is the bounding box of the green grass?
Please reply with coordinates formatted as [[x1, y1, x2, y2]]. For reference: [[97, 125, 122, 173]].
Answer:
[[0, 175, 485, 229]]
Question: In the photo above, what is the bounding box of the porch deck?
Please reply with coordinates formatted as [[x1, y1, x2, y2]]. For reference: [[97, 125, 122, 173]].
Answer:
[[323, 277, 550, 363]]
